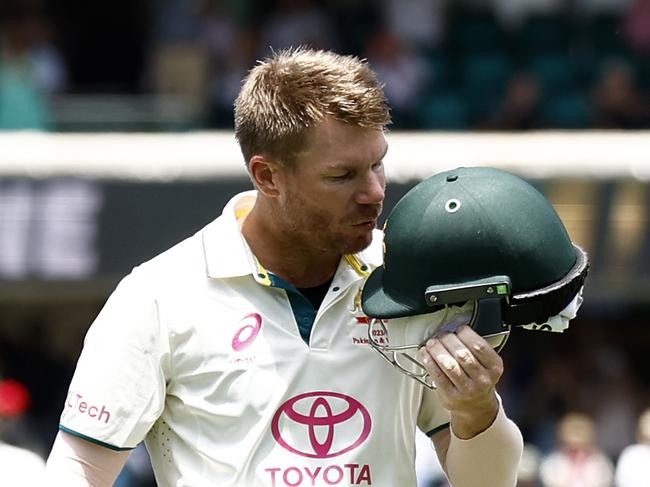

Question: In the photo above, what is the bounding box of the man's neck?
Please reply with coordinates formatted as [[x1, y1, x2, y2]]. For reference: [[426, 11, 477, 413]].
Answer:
[[241, 205, 340, 288]]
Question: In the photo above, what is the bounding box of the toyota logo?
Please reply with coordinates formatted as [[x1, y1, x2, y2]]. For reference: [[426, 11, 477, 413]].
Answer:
[[231, 313, 262, 351], [271, 391, 372, 458]]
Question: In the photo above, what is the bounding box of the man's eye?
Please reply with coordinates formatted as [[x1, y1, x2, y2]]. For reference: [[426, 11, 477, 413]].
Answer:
[[372, 161, 384, 171], [329, 173, 350, 180]]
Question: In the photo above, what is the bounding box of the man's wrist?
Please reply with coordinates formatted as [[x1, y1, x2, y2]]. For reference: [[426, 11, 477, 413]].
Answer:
[[449, 391, 499, 439]]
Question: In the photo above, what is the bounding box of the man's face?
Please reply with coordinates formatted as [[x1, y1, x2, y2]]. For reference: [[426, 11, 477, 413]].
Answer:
[[274, 118, 388, 256]]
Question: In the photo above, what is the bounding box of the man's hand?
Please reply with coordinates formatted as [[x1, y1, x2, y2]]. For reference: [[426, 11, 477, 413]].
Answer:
[[418, 325, 503, 439]]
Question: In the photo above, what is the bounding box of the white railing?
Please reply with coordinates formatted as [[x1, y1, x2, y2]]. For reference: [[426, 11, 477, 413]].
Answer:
[[1, 130, 649, 182]]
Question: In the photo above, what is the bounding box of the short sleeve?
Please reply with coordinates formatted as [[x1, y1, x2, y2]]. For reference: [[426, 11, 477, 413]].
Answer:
[[59, 270, 169, 450], [417, 387, 451, 437]]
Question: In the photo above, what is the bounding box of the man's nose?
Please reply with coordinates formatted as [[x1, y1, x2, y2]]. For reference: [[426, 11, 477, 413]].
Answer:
[[356, 170, 385, 205]]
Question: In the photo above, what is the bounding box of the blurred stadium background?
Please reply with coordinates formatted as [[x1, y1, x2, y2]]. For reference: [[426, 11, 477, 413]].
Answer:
[[0, 0, 649, 486]]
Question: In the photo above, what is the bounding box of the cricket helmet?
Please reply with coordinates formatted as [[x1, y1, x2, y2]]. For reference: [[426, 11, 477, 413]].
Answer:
[[361, 166, 588, 388]]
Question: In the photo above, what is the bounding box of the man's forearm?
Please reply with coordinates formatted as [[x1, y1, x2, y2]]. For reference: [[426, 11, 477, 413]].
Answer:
[[445, 403, 523, 487], [45, 431, 130, 487]]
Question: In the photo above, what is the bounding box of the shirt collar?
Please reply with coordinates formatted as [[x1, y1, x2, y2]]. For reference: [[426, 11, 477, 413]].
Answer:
[[202, 190, 259, 280], [202, 190, 383, 283]]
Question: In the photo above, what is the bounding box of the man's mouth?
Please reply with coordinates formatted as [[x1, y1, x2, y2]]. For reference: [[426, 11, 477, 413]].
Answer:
[[354, 218, 377, 228], [352, 206, 382, 227]]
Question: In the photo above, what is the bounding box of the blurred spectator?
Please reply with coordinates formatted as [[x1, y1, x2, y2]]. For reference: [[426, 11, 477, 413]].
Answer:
[[592, 61, 650, 128], [482, 73, 543, 130], [151, 0, 203, 44], [24, 12, 67, 95], [147, 1, 211, 127], [205, 30, 258, 128], [0, 4, 61, 130], [518, 443, 542, 487], [0, 378, 45, 486], [197, 1, 258, 127], [483, 0, 566, 30], [586, 344, 639, 458], [539, 412, 614, 487], [150, 43, 209, 99], [614, 407, 650, 487], [324, 0, 382, 54], [380, 0, 445, 51], [198, 0, 241, 63], [366, 29, 432, 129], [260, 0, 336, 52], [623, 0, 650, 55]]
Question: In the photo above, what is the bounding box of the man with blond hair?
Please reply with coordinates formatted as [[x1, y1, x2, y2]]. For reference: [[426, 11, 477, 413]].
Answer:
[[540, 412, 614, 487], [615, 408, 650, 487], [44, 48, 522, 486]]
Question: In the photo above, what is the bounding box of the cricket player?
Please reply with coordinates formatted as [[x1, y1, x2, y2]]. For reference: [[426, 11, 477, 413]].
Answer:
[[45, 48, 524, 486]]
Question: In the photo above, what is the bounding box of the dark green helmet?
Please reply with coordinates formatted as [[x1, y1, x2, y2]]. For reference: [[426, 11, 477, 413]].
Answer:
[[361, 166, 588, 387]]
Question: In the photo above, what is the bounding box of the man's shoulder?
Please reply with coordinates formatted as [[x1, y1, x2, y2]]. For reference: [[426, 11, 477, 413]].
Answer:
[[620, 443, 650, 458]]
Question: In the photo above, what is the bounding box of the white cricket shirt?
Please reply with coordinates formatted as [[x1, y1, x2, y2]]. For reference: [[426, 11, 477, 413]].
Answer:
[[59, 191, 450, 487]]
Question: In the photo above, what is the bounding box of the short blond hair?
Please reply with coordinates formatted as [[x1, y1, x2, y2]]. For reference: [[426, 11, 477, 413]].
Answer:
[[234, 47, 391, 166]]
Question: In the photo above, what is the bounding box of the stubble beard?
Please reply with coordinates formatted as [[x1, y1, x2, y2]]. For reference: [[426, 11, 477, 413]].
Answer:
[[282, 195, 379, 258]]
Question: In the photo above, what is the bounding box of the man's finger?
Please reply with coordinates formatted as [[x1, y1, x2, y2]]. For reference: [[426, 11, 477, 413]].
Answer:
[[419, 347, 456, 391], [422, 336, 471, 389], [436, 331, 486, 379], [454, 325, 504, 372]]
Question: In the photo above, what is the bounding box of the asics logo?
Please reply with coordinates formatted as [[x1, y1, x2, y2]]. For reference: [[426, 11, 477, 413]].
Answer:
[[231, 313, 262, 351]]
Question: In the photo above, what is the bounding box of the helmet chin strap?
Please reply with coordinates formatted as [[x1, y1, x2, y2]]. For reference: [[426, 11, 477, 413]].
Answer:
[[367, 299, 511, 390]]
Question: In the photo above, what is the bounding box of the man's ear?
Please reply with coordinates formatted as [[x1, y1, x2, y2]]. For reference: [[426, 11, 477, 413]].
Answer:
[[248, 155, 282, 197]]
